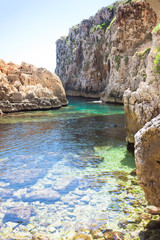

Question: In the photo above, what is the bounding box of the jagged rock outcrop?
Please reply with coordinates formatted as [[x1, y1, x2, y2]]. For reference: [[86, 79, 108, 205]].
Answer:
[[123, 24, 160, 145], [56, 0, 157, 100], [135, 115, 160, 206], [0, 60, 68, 113]]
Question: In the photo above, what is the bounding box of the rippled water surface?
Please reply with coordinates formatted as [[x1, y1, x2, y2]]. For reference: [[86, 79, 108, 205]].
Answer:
[[0, 97, 145, 239]]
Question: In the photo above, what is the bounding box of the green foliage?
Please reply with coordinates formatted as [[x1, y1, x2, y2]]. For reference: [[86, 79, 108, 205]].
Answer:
[[125, 56, 129, 66], [153, 52, 160, 74], [90, 20, 111, 33], [83, 61, 89, 71], [107, 5, 115, 11], [106, 16, 116, 32], [115, 55, 123, 70], [65, 36, 69, 43], [153, 24, 160, 33], [72, 25, 79, 30]]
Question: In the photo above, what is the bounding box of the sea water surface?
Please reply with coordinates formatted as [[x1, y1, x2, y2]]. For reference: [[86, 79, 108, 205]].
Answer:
[[0, 97, 145, 239]]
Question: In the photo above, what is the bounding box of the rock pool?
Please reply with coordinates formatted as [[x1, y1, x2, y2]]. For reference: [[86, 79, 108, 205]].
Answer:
[[0, 97, 147, 239]]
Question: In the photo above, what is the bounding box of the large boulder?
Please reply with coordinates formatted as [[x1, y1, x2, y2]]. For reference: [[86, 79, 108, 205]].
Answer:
[[0, 60, 68, 113], [135, 115, 160, 206]]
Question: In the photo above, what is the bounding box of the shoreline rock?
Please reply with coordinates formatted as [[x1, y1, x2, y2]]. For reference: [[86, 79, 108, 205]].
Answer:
[[135, 115, 160, 206], [0, 60, 68, 113]]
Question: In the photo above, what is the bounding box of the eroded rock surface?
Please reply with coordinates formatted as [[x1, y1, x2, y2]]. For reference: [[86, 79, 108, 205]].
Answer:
[[56, 1, 156, 100], [0, 60, 68, 113], [123, 23, 160, 145], [135, 115, 160, 206]]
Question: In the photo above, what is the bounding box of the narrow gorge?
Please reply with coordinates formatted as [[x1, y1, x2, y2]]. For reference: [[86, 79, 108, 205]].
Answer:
[[56, 0, 160, 208], [0, 0, 160, 239]]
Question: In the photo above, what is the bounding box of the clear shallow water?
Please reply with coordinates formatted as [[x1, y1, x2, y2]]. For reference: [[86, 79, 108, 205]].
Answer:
[[0, 97, 145, 239]]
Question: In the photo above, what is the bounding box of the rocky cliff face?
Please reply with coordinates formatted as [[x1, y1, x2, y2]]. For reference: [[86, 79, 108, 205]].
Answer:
[[135, 115, 160, 206], [56, 0, 157, 100], [123, 24, 160, 145], [0, 60, 68, 113]]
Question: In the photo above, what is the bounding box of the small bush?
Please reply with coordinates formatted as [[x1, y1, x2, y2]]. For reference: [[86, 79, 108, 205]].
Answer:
[[115, 55, 123, 70], [90, 20, 111, 34], [125, 56, 129, 66], [83, 62, 89, 71], [106, 16, 116, 32], [153, 52, 160, 74], [153, 24, 160, 33]]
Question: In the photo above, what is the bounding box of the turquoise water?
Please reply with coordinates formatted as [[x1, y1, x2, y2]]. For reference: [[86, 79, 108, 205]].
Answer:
[[0, 97, 143, 239]]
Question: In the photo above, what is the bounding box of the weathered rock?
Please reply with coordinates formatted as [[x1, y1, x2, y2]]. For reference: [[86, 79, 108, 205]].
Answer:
[[56, 1, 156, 100], [0, 60, 68, 113], [123, 21, 160, 145], [146, 206, 160, 215], [135, 115, 160, 206]]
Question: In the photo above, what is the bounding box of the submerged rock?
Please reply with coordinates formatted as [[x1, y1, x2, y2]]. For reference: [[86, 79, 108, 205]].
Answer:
[[0, 60, 68, 113], [3, 206, 34, 224], [72, 233, 92, 240], [135, 115, 160, 206], [25, 188, 60, 201], [103, 230, 124, 239]]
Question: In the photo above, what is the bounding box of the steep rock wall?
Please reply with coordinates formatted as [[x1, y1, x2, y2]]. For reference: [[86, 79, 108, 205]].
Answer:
[[123, 25, 160, 145], [0, 60, 68, 113], [56, 0, 157, 100], [135, 115, 160, 206]]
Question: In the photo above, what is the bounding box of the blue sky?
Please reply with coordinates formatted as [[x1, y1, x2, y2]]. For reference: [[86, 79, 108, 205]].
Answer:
[[1, 0, 116, 72]]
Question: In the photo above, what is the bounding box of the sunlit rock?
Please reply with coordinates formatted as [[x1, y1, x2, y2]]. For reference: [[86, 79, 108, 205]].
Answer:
[[56, 1, 156, 101], [0, 60, 68, 113], [135, 115, 160, 206]]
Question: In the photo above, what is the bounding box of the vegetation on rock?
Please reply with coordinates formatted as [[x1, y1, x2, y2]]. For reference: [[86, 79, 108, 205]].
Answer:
[[153, 52, 160, 74]]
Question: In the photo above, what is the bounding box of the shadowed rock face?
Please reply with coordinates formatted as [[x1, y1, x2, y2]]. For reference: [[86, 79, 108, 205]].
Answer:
[[56, 1, 157, 100], [0, 60, 68, 113], [135, 115, 160, 206]]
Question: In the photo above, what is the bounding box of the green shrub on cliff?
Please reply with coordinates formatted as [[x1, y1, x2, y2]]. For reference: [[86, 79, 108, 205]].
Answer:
[[153, 24, 160, 34], [90, 20, 111, 33], [153, 52, 160, 74], [106, 16, 116, 32], [115, 55, 123, 70]]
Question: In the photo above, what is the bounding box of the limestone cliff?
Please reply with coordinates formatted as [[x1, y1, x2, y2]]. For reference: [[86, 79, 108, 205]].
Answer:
[[135, 115, 160, 206], [0, 60, 68, 113], [56, 0, 157, 100], [123, 23, 160, 145]]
